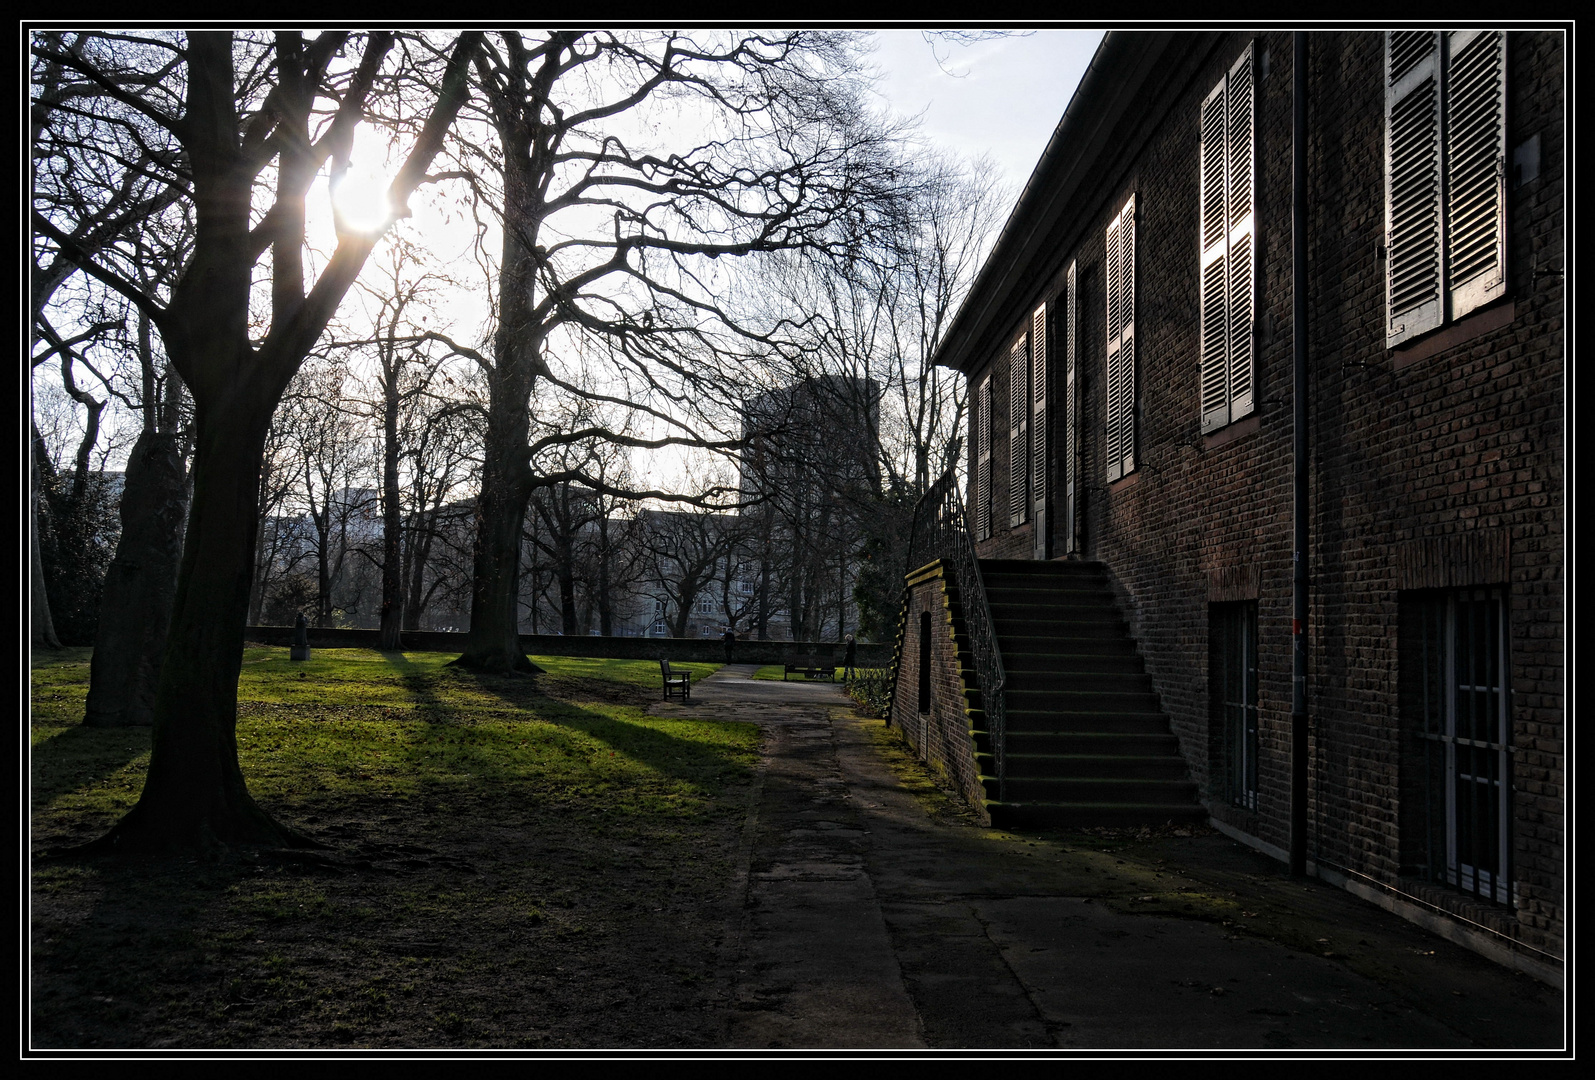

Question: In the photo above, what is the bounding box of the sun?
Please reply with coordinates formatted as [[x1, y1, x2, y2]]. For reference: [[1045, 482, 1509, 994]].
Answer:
[[331, 161, 394, 235]]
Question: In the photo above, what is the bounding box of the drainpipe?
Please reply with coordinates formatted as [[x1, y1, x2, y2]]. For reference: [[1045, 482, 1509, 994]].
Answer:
[[1290, 32, 1310, 878]]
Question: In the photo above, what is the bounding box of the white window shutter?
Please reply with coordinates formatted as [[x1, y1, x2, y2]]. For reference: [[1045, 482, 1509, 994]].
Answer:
[[1199, 76, 1231, 433], [1105, 210, 1125, 483], [969, 374, 982, 539], [1445, 30, 1507, 319], [1009, 334, 1029, 527], [1226, 45, 1256, 423], [1386, 31, 1445, 348], [1031, 302, 1049, 554], [1063, 262, 1079, 554], [1118, 195, 1136, 477]]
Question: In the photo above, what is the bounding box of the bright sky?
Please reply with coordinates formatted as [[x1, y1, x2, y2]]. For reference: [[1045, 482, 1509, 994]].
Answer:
[[867, 30, 1103, 195]]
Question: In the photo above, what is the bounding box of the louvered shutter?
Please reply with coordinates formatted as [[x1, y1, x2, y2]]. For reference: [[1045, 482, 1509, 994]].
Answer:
[[1063, 262, 1079, 554], [1226, 46, 1256, 423], [1198, 76, 1231, 432], [1201, 46, 1257, 434], [1445, 30, 1507, 319], [1009, 334, 1029, 527], [1105, 211, 1123, 483], [969, 374, 982, 539], [1105, 195, 1137, 481], [1386, 31, 1445, 348], [1031, 302, 1049, 558]]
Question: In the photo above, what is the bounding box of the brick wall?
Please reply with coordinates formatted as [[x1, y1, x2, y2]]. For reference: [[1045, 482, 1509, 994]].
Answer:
[[949, 31, 1562, 960], [889, 564, 990, 822]]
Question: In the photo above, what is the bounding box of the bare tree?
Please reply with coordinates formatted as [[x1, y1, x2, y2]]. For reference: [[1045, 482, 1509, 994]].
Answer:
[[446, 31, 908, 671], [31, 30, 482, 850]]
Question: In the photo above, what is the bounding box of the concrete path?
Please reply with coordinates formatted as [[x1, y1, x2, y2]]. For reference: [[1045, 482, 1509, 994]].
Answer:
[[651, 665, 1565, 1052]]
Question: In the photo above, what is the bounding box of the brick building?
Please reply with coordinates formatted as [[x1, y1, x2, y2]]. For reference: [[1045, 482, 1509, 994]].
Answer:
[[890, 31, 1563, 980]]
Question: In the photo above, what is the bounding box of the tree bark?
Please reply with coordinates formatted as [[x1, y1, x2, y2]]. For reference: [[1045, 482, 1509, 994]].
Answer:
[[378, 374, 403, 651], [84, 430, 188, 727], [96, 399, 310, 850]]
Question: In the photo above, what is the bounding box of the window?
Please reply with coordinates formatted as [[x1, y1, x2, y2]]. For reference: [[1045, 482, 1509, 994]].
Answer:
[[695, 595, 714, 615], [1062, 261, 1080, 554], [1009, 332, 1030, 527], [1211, 602, 1259, 810], [1105, 194, 1137, 481], [1401, 587, 1512, 904], [975, 374, 994, 540], [1199, 45, 1256, 433], [1385, 31, 1507, 348], [1030, 302, 1049, 556]]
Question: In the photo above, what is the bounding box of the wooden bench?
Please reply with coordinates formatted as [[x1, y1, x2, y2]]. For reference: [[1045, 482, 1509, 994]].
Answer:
[[783, 654, 836, 682], [659, 659, 691, 700]]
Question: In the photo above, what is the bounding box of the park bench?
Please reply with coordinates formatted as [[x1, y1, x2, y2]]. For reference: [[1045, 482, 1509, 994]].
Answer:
[[659, 658, 691, 700], [783, 654, 836, 681]]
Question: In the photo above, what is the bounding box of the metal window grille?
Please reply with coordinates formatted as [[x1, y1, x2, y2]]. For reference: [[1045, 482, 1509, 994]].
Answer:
[[1213, 602, 1259, 810], [1412, 588, 1513, 904]]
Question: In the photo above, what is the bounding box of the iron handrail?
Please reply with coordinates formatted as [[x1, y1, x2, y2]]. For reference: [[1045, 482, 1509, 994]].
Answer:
[[904, 470, 1008, 801]]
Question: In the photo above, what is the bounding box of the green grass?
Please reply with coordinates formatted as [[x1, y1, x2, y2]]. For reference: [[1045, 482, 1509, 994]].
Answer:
[[30, 648, 751, 837], [750, 664, 840, 682], [30, 646, 762, 1049]]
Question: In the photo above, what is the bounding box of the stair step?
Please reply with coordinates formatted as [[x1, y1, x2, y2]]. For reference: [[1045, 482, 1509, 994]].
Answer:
[[1006, 688, 1162, 713], [1003, 671, 1156, 693], [1003, 711, 1174, 735], [986, 801, 1210, 830], [993, 753, 1191, 780], [988, 776, 1200, 803]]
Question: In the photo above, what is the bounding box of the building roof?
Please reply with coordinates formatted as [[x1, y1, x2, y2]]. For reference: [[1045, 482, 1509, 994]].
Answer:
[[929, 31, 1185, 376]]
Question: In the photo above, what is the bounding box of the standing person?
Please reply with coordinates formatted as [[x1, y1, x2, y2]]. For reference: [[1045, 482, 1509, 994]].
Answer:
[[843, 633, 856, 680], [722, 625, 736, 663]]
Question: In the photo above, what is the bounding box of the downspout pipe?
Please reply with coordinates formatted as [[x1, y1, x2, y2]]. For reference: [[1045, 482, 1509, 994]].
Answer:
[[1290, 32, 1310, 878]]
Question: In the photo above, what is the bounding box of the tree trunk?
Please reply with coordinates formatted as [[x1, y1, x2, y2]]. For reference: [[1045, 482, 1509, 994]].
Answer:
[[378, 381, 403, 651], [454, 449, 538, 672], [94, 401, 311, 851], [84, 430, 188, 727]]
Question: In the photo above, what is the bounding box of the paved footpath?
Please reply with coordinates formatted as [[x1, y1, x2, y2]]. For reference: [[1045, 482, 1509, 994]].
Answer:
[[652, 665, 1565, 1052]]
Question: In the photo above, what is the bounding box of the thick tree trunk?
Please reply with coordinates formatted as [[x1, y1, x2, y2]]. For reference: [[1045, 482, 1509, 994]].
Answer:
[[94, 403, 311, 851], [454, 450, 538, 672], [84, 430, 188, 727]]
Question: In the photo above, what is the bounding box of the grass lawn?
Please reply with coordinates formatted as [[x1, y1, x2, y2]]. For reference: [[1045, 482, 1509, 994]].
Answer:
[[750, 664, 837, 682], [29, 647, 754, 1049]]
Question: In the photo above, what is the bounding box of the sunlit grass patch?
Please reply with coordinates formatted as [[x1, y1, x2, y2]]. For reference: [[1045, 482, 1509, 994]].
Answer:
[[31, 647, 759, 833], [529, 655, 720, 689]]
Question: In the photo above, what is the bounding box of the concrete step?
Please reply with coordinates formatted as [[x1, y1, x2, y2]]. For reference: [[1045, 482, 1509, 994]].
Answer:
[[987, 775, 1201, 805], [986, 800, 1210, 830], [987, 752, 1191, 781]]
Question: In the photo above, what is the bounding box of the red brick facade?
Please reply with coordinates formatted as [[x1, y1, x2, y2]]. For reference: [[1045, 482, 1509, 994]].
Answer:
[[915, 31, 1564, 972]]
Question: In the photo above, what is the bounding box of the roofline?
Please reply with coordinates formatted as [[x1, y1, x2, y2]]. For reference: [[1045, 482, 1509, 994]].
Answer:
[[930, 31, 1179, 376]]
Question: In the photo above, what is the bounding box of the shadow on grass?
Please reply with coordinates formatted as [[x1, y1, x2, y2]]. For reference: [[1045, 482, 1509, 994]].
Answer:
[[30, 725, 152, 814]]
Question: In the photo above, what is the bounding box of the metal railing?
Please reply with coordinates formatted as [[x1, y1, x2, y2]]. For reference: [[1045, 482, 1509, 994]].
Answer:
[[905, 469, 1008, 800]]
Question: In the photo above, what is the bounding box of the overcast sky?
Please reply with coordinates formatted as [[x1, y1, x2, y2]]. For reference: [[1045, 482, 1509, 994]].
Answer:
[[866, 30, 1104, 196]]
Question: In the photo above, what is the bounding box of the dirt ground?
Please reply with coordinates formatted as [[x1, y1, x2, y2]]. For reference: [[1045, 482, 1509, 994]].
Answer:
[[29, 676, 756, 1051]]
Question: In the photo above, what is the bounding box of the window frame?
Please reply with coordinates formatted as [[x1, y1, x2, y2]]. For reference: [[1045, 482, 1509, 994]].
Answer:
[[1198, 43, 1257, 435], [1403, 586, 1514, 905], [1384, 30, 1508, 350], [1104, 193, 1137, 482]]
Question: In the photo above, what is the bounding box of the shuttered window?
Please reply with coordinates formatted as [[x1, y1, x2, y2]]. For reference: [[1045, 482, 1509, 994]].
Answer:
[[1008, 333, 1029, 527], [1030, 301, 1049, 558], [975, 374, 993, 541], [1062, 261, 1080, 554], [1199, 45, 1257, 434], [1105, 194, 1136, 483], [1385, 31, 1507, 349]]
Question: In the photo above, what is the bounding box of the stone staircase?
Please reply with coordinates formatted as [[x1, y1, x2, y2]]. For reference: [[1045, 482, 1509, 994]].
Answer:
[[966, 559, 1206, 830]]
